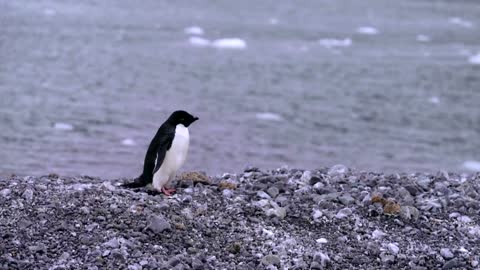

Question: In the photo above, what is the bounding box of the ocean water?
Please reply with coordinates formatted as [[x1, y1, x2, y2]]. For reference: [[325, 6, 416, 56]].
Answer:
[[1, 0, 480, 179]]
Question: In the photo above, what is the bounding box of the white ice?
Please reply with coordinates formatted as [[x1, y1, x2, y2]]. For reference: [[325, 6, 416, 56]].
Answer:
[[121, 138, 136, 146], [184, 26, 204, 36], [416, 34, 431, 42], [54, 122, 74, 131], [188, 36, 211, 47], [318, 38, 352, 49], [356, 26, 379, 35], [448, 17, 473, 28], [462, 160, 480, 171], [468, 53, 480, 65], [255, 112, 283, 121], [211, 38, 247, 50]]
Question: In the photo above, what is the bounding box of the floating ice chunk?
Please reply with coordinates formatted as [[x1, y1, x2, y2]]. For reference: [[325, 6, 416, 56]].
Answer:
[[448, 17, 473, 28], [43, 8, 56, 16], [468, 53, 480, 65], [428, 96, 440, 104], [121, 138, 136, 146], [416, 34, 431, 42], [269, 18, 279, 25], [318, 38, 352, 49], [211, 38, 247, 50], [462, 160, 480, 171], [255, 112, 283, 122], [189, 36, 211, 47], [184, 26, 204, 36], [356, 26, 379, 35], [54, 122, 74, 131]]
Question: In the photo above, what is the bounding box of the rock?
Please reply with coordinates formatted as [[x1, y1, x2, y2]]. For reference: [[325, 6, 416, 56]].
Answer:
[[1, 188, 11, 198], [338, 193, 355, 205], [335, 208, 352, 219], [471, 260, 479, 267], [127, 264, 141, 270], [103, 238, 120, 249], [257, 191, 272, 199], [457, 216, 472, 223], [380, 253, 395, 264], [222, 189, 233, 197], [372, 229, 386, 239], [101, 181, 116, 191], [191, 258, 203, 270], [387, 243, 400, 255], [147, 215, 171, 234], [313, 252, 330, 267], [440, 248, 454, 259], [327, 164, 348, 177], [266, 186, 280, 198], [23, 188, 34, 202], [442, 258, 461, 270], [316, 238, 328, 244], [261, 254, 281, 267], [416, 175, 432, 190], [300, 171, 312, 184], [266, 207, 287, 220], [312, 209, 323, 220], [399, 206, 419, 221]]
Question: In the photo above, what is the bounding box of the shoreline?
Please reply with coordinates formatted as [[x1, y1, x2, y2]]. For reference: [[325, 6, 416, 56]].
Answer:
[[1, 167, 479, 269]]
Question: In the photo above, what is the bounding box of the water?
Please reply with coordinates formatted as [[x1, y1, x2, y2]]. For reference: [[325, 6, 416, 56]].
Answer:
[[1, 0, 480, 179]]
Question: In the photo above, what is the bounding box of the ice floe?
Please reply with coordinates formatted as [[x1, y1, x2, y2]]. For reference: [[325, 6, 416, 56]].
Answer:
[[53, 122, 74, 131], [255, 112, 283, 122], [211, 38, 247, 50], [121, 138, 136, 146], [462, 160, 480, 172], [184, 26, 204, 36], [416, 34, 431, 42], [428, 96, 440, 104], [356, 26, 379, 35], [188, 36, 211, 47], [318, 38, 352, 49], [448, 17, 473, 28], [468, 53, 480, 65]]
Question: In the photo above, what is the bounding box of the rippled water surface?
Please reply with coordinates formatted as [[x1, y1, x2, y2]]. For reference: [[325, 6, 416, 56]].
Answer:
[[1, 0, 480, 178]]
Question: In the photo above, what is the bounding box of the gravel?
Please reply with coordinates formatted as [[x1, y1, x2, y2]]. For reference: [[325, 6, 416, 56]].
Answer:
[[1, 167, 479, 269]]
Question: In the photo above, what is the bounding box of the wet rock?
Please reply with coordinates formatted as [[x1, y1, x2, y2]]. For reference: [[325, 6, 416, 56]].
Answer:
[[147, 215, 171, 234]]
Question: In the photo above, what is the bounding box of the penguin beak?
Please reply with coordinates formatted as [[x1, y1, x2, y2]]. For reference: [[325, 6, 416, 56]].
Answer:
[[193, 116, 199, 122]]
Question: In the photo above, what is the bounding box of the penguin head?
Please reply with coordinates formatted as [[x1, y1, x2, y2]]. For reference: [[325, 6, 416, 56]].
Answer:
[[168, 110, 199, 127]]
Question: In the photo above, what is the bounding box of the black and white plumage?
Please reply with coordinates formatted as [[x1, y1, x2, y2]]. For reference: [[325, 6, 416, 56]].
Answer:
[[122, 110, 198, 195]]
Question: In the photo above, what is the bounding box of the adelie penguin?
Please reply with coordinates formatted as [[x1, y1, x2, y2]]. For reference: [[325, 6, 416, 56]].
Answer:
[[122, 110, 199, 195]]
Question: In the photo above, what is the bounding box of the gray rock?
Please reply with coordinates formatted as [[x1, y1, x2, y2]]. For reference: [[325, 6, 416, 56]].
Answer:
[[457, 216, 472, 223], [399, 206, 420, 221], [335, 208, 352, 219], [416, 175, 432, 190], [147, 215, 171, 234], [191, 258, 203, 270], [338, 193, 355, 205], [1, 188, 11, 198], [442, 258, 461, 270], [387, 243, 400, 255], [261, 254, 281, 267], [313, 252, 330, 267], [440, 248, 454, 259], [222, 189, 233, 197], [257, 191, 272, 199], [327, 164, 348, 177], [23, 188, 34, 202], [380, 253, 395, 264], [103, 238, 120, 249], [266, 186, 280, 198], [127, 264, 141, 270], [300, 171, 312, 184]]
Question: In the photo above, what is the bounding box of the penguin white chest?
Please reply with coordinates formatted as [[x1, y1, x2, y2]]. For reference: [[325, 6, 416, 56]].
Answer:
[[153, 124, 189, 189]]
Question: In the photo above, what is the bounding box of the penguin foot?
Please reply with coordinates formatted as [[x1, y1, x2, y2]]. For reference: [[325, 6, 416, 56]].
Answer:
[[146, 189, 163, 196], [161, 187, 176, 196]]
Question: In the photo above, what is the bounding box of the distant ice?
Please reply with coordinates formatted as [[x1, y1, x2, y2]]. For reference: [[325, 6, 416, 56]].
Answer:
[[416, 34, 431, 42], [428, 96, 440, 104], [269, 18, 279, 25], [468, 53, 480, 65], [43, 8, 56, 16], [462, 160, 480, 171], [255, 112, 283, 122], [356, 26, 379, 35], [121, 138, 136, 146], [184, 26, 204, 36], [53, 122, 74, 131], [188, 36, 211, 47], [211, 38, 247, 50], [448, 17, 473, 28], [318, 38, 352, 49]]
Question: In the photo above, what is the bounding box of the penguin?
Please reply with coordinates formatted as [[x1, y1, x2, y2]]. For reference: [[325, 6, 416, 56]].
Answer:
[[122, 110, 199, 195]]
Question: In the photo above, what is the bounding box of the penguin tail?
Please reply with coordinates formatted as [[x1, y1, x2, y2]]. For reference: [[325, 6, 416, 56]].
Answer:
[[121, 175, 148, 188]]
